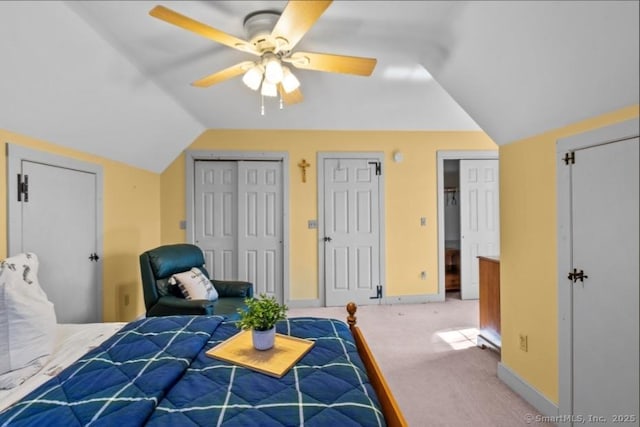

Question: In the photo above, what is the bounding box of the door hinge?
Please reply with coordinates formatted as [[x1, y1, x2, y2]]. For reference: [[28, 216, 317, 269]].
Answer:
[[17, 174, 29, 202], [568, 268, 588, 283], [368, 161, 382, 175], [89, 253, 100, 262], [563, 151, 575, 165], [370, 285, 383, 299]]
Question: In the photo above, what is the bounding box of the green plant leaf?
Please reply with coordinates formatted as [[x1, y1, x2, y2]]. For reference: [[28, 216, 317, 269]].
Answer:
[[236, 293, 288, 331]]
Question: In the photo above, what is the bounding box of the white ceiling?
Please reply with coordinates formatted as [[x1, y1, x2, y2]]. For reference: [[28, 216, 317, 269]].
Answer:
[[1, 1, 637, 173]]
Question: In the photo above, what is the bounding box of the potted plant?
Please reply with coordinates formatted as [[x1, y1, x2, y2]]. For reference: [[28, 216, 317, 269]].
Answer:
[[236, 294, 288, 350]]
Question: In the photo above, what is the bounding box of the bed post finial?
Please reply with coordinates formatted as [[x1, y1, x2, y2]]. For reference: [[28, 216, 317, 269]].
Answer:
[[346, 302, 357, 328]]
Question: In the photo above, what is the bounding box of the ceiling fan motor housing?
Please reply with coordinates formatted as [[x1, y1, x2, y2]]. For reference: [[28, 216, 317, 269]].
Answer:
[[243, 10, 284, 52]]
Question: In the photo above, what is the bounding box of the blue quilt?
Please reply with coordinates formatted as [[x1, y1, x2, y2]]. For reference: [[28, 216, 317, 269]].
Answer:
[[0, 316, 385, 427]]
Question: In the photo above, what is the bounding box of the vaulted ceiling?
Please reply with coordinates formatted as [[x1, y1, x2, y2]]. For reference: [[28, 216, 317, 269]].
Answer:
[[1, 1, 637, 173]]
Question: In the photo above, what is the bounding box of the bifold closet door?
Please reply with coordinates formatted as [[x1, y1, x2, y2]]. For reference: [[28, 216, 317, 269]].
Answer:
[[194, 161, 238, 280], [237, 161, 282, 301], [194, 160, 282, 301]]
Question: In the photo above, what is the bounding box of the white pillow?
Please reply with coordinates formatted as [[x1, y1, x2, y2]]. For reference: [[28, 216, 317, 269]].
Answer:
[[0, 253, 57, 389], [169, 267, 219, 301]]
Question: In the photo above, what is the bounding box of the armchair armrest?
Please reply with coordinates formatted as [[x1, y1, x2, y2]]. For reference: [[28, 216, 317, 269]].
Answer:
[[147, 296, 215, 317], [212, 280, 254, 298]]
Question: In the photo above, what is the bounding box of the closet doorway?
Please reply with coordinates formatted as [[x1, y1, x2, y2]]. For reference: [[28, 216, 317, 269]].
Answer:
[[443, 160, 461, 297], [185, 151, 290, 304], [437, 151, 499, 301]]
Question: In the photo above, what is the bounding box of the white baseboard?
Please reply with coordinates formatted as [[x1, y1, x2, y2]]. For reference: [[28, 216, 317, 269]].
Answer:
[[498, 362, 559, 418]]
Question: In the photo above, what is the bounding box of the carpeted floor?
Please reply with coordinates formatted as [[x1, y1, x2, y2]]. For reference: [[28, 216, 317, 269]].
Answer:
[[288, 294, 553, 426]]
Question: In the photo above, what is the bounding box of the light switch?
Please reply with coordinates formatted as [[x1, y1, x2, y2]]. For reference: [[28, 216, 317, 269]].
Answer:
[[179, 220, 187, 230], [420, 217, 427, 226], [308, 220, 317, 229]]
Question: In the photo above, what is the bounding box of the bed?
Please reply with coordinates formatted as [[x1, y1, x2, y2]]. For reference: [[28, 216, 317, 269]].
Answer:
[[0, 305, 406, 427]]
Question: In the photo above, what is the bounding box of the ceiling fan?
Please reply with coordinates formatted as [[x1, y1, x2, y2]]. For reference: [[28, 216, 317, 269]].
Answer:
[[149, 1, 377, 109]]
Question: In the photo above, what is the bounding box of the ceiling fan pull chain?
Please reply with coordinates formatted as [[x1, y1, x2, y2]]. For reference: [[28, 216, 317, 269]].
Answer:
[[261, 95, 265, 116], [279, 94, 284, 110]]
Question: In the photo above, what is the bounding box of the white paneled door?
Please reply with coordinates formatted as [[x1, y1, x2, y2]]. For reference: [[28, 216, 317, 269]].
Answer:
[[570, 137, 639, 421], [322, 156, 382, 306], [459, 159, 500, 300], [237, 161, 282, 298], [194, 161, 238, 280], [8, 145, 102, 323], [194, 160, 283, 302]]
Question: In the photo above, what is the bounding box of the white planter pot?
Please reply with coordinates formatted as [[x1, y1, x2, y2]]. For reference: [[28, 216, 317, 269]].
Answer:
[[252, 327, 276, 350]]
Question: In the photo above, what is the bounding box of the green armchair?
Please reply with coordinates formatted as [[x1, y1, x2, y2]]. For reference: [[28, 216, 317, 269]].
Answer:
[[139, 243, 253, 319]]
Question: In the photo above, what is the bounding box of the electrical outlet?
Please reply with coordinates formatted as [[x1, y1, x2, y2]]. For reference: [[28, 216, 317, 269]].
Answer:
[[124, 294, 130, 306], [519, 334, 528, 352]]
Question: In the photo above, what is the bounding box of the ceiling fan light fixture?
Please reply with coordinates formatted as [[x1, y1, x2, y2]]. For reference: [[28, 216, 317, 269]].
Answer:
[[242, 64, 263, 91], [264, 55, 284, 84], [281, 66, 300, 93], [261, 81, 278, 97]]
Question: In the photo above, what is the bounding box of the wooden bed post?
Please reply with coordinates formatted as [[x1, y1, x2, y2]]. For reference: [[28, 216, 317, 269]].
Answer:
[[347, 301, 357, 328], [346, 302, 408, 427]]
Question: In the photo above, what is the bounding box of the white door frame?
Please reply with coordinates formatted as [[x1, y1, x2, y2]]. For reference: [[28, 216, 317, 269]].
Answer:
[[436, 150, 498, 301], [185, 150, 290, 303], [6, 143, 104, 321], [556, 118, 639, 424], [317, 152, 386, 307]]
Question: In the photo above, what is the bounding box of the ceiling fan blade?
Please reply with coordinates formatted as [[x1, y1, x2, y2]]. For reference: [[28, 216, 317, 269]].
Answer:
[[149, 5, 257, 55], [271, 0, 332, 51], [278, 84, 304, 105], [192, 61, 254, 88], [286, 51, 377, 76]]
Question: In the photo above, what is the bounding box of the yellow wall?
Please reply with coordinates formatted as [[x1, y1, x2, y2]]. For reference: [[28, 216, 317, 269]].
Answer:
[[499, 104, 639, 404], [0, 129, 161, 322], [160, 129, 497, 300]]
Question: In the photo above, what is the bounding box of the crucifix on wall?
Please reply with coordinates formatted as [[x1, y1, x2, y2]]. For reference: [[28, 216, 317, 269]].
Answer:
[[298, 159, 310, 183]]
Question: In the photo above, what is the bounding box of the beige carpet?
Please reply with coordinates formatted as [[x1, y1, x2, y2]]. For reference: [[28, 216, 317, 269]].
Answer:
[[288, 294, 553, 426]]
